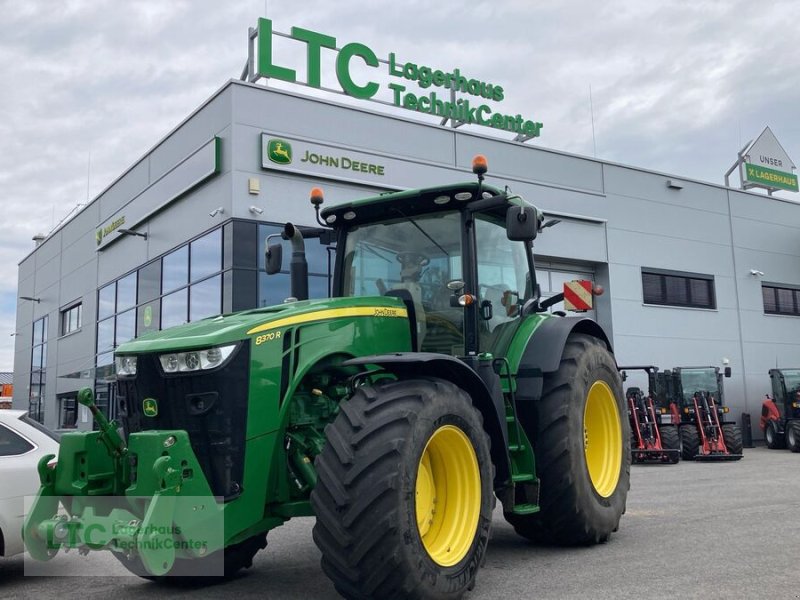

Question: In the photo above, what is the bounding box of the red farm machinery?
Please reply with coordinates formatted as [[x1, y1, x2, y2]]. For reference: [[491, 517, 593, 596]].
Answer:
[[620, 366, 679, 464], [657, 366, 743, 461], [760, 368, 800, 452]]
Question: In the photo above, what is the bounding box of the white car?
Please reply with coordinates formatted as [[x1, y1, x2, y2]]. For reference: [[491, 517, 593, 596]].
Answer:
[[0, 410, 59, 557]]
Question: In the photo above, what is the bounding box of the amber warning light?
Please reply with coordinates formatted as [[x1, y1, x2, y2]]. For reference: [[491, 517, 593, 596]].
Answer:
[[472, 155, 488, 176]]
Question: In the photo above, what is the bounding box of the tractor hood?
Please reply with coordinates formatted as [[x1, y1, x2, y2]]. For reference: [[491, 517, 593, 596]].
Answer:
[[115, 295, 408, 355]]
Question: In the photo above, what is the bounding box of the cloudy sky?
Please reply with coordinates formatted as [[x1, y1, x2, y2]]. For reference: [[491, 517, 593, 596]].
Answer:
[[2, 0, 799, 371]]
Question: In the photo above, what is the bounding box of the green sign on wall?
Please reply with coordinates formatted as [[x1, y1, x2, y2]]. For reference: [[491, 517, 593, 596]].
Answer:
[[255, 18, 543, 139], [744, 163, 799, 192]]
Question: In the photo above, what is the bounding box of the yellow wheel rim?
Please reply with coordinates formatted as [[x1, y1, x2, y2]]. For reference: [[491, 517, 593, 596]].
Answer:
[[415, 425, 481, 567], [583, 381, 622, 498]]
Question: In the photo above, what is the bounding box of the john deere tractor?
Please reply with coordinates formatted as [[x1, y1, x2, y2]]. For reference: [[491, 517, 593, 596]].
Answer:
[[24, 157, 630, 599], [760, 368, 800, 452]]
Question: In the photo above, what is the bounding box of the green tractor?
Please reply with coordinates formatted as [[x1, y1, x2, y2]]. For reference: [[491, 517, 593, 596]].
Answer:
[[24, 157, 630, 598]]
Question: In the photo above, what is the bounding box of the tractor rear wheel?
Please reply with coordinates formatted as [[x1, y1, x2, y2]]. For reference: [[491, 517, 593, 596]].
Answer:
[[505, 333, 629, 546], [786, 421, 800, 453], [659, 425, 680, 463], [680, 425, 700, 460], [721, 423, 743, 458], [311, 377, 494, 599], [765, 421, 785, 449]]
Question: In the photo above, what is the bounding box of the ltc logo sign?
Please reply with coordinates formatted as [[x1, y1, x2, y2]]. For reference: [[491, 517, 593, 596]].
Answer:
[[267, 139, 292, 164]]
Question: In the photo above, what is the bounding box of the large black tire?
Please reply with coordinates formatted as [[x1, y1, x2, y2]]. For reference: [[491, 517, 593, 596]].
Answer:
[[766, 420, 786, 449], [721, 423, 743, 458], [114, 532, 267, 582], [659, 425, 680, 463], [311, 378, 494, 600], [680, 425, 700, 461], [505, 333, 630, 546], [786, 421, 800, 453]]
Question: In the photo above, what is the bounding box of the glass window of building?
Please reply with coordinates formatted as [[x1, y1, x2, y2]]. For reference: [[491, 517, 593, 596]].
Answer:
[[162, 288, 188, 329], [116, 272, 137, 312], [98, 283, 116, 320], [58, 395, 78, 430], [115, 309, 136, 345], [190, 228, 222, 283], [642, 268, 716, 309], [97, 318, 115, 355], [189, 275, 221, 322], [60, 302, 82, 336], [138, 260, 161, 304], [162, 245, 189, 294], [763, 284, 800, 316], [29, 315, 48, 424]]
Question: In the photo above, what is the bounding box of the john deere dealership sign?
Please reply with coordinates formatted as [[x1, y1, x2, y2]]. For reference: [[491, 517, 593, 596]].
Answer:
[[256, 18, 543, 139], [742, 127, 798, 193]]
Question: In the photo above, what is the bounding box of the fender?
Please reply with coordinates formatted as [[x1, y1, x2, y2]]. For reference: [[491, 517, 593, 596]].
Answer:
[[760, 399, 782, 432], [343, 352, 511, 488], [516, 316, 613, 404]]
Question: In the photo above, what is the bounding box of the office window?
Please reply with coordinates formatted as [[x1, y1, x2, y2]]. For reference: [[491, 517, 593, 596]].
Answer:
[[138, 260, 161, 304], [58, 395, 78, 429], [29, 315, 48, 424], [61, 303, 82, 335], [116, 272, 137, 312], [162, 246, 189, 293], [642, 268, 716, 309], [763, 284, 800, 316], [162, 288, 188, 329], [190, 275, 222, 322], [190, 228, 222, 282], [98, 284, 115, 320]]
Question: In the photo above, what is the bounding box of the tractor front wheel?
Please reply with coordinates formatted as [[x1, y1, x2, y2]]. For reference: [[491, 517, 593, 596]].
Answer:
[[765, 421, 785, 449], [721, 423, 743, 457], [659, 425, 680, 463], [680, 425, 700, 460], [311, 377, 494, 599], [786, 421, 800, 453], [505, 333, 630, 546]]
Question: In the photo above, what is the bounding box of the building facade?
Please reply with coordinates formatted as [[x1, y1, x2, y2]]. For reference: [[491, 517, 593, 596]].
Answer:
[[13, 80, 800, 437]]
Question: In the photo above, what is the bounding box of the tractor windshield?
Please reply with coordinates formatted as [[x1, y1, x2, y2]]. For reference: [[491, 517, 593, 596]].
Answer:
[[782, 370, 800, 394], [341, 211, 466, 355], [679, 368, 719, 401]]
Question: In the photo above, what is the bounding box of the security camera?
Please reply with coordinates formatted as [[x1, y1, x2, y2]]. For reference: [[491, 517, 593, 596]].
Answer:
[[209, 207, 225, 217], [749, 269, 764, 277], [249, 205, 264, 215]]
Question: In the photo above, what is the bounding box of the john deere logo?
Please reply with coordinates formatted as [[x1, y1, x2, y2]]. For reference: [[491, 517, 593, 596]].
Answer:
[[268, 139, 292, 164], [143, 398, 159, 417]]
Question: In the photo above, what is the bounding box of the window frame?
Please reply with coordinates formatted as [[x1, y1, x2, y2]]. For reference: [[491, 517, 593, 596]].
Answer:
[[762, 283, 800, 316], [641, 267, 716, 310], [60, 301, 83, 336]]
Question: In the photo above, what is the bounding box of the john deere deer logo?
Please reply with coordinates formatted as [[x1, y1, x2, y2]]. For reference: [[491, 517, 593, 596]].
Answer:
[[268, 139, 292, 165], [143, 398, 159, 417]]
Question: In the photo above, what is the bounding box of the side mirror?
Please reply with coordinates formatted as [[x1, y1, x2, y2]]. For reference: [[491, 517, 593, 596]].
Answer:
[[265, 242, 283, 275], [724, 366, 732, 378], [506, 205, 540, 241]]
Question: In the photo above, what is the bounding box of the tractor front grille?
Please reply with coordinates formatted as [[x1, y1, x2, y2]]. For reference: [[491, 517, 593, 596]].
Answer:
[[116, 344, 250, 500]]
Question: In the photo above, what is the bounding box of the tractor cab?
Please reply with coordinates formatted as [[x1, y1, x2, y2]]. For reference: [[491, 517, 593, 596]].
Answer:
[[768, 368, 800, 419], [672, 366, 729, 410]]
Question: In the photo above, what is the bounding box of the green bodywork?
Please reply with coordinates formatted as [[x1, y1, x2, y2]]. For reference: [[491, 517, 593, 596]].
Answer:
[[23, 180, 590, 575]]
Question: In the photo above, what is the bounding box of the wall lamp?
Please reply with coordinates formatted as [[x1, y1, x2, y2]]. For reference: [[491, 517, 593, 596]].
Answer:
[[209, 207, 225, 217], [20, 296, 41, 303], [749, 269, 765, 277], [118, 228, 148, 240], [249, 205, 264, 215]]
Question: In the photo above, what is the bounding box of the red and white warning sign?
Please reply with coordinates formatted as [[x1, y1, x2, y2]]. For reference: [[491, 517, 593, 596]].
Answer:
[[563, 280, 593, 312]]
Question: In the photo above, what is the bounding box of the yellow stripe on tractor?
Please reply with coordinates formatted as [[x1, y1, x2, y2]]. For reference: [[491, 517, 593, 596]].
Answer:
[[246, 306, 409, 335]]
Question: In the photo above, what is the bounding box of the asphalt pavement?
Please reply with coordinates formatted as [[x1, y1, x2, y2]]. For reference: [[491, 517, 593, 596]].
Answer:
[[2, 445, 798, 599]]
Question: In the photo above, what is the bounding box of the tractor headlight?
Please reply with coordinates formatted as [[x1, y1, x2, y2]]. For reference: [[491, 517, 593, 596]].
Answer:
[[159, 344, 237, 374], [115, 355, 138, 377]]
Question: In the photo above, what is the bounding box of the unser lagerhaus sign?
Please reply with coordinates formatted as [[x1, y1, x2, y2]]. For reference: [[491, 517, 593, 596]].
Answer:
[[255, 18, 543, 139]]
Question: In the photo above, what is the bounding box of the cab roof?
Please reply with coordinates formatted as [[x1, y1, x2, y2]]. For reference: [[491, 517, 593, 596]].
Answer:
[[320, 182, 508, 227]]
